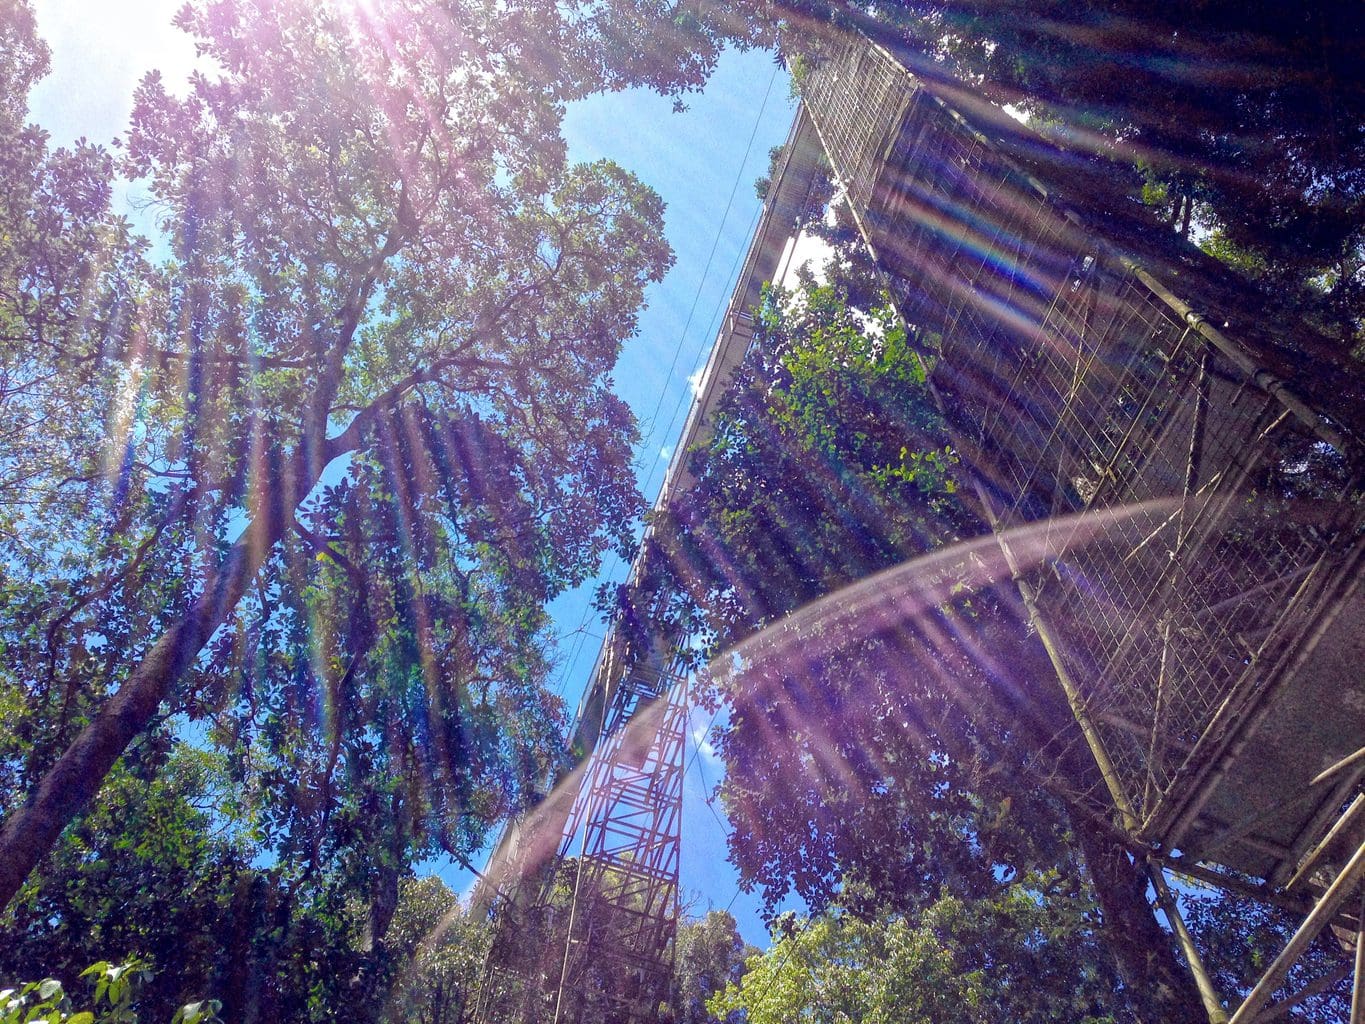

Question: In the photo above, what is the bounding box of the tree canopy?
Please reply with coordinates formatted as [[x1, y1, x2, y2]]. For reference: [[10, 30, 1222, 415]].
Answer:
[[709, 884, 1129, 1024], [665, 910, 755, 1024], [3, 0, 1361, 1020], [0, 0, 698, 1012]]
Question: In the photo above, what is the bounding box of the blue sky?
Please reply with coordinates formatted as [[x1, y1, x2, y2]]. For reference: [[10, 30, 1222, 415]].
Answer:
[[27, 0, 797, 946], [560, 57, 799, 944]]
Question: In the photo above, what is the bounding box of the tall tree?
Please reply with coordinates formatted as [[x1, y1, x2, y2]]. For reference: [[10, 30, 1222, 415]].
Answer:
[[380, 876, 491, 1024], [0, 0, 677, 908], [665, 910, 755, 1024], [708, 884, 1132, 1024]]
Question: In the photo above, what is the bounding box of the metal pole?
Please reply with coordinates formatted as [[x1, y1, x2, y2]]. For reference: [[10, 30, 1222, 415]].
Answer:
[[1228, 837, 1365, 1024], [1013, 571, 1139, 832], [1313, 746, 1365, 789], [1123, 261, 1358, 460], [1256, 963, 1353, 1022], [1148, 860, 1230, 1024], [1285, 795, 1365, 893], [942, 434, 1140, 832], [1351, 891, 1365, 1024]]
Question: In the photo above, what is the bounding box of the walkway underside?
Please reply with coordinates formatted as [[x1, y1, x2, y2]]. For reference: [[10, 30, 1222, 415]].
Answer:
[[804, 33, 1365, 1024]]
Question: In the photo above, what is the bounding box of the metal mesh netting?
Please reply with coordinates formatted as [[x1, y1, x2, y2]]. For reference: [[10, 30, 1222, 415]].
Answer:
[[801, 41, 914, 218], [805, 39, 1364, 850]]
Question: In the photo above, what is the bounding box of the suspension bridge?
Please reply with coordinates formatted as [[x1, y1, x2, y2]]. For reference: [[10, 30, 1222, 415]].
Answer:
[[471, 30, 1365, 1024]]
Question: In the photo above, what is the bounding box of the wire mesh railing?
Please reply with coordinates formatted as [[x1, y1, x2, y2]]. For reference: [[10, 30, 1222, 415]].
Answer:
[[805, 37, 1365, 852]]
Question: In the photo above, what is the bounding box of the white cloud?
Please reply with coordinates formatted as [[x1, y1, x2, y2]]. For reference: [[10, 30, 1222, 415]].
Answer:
[[778, 229, 836, 289], [687, 369, 705, 396], [659, 445, 673, 460], [691, 727, 719, 759], [688, 709, 723, 767]]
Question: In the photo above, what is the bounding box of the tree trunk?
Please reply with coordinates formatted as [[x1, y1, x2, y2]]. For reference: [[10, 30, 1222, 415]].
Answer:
[[0, 445, 317, 908], [1073, 812, 1210, 1024], [221, 871, 266, 1024]]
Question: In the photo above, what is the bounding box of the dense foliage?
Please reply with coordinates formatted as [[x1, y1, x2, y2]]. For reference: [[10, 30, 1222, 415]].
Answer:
[[2, 958, 219, 1024], [710, 883, 1127, 1024], [0, 0, 687, 1016], [665, 911, 755, 1024], [3, 0, 1361, 1020]]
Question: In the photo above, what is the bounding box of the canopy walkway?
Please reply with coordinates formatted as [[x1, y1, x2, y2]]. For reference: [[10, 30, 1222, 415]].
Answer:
[[475, 31, 1365, 1024]]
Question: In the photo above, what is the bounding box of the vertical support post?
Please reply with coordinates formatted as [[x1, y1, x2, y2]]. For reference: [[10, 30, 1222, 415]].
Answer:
[[1013, 574, 1137, 831], [962, 466, 1139, 833], [1350, 892, 1365, 1024], [1147, 860, 1230, 1024]]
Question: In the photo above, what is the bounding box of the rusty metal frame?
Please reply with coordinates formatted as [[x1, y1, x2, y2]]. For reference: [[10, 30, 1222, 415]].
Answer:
[[471, 652, 688, 1024]]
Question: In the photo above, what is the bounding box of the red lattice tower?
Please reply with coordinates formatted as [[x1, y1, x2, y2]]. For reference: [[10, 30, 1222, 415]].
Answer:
[[549, 650, 687, 1023], [472, 641, 687, 1024]]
